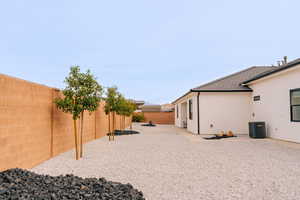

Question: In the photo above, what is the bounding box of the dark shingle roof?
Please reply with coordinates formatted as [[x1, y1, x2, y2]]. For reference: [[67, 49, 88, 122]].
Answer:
[[191, 66, 276, 92], [242, 58, 300, 84], [172, 66, 276, 104]]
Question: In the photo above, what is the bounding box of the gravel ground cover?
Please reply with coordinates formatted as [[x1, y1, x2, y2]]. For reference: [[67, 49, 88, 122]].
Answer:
[[33, 123, 300, 200]]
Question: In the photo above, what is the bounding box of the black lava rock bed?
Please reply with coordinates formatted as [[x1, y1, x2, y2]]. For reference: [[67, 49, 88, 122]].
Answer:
[[0, 168, 145, 200], [113, 130, 140, 136], [141, 123, 156, 127]]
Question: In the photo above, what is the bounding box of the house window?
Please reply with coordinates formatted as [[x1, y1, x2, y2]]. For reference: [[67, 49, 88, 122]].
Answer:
[[176, 105, 179, 118], [188, 99, 193, 120], [290, 89, 300, 122]]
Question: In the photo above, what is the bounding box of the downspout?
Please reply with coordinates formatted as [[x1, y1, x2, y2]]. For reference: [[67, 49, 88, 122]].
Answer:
[[197, 92, 200, 135]]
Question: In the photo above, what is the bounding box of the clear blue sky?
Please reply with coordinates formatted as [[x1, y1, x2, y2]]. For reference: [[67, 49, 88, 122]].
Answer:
[[0, 1, 299, 104]]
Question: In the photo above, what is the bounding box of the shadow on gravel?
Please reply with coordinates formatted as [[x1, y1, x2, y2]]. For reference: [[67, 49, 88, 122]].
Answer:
[[0, 168, 145, 200], [204, 135, 237, 140], [113, 130, 140, 136]]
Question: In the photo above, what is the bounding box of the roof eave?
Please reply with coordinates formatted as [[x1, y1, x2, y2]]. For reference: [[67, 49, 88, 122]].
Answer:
[[172, 90, 195, 104], [173, 88, 253, 104], [190, 89, 253, 92]]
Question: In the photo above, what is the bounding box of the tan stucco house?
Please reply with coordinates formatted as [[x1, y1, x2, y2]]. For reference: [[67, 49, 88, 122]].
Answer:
[[173, 58, 300, 143]]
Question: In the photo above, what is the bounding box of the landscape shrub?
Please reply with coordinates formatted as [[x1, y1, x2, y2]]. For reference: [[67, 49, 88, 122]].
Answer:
[[132, 113, 145, 122]]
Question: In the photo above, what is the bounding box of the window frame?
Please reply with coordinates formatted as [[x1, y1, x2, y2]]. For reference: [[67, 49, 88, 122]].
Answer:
[[188, 99, 193, 120], [176, 104, 179, 118], [290, 88, 300, 122]]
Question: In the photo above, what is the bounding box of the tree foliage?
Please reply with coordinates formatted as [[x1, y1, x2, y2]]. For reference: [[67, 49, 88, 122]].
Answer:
[[119, 99, 136, 117], [55, 67, 83, 120], [116, 94, 126, 116], [55, 66, 103, 119], [125, 100, 137, 116], [104, 87, 120, 114]]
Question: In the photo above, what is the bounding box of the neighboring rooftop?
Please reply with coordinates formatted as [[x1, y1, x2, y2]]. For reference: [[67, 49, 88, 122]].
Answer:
[[161, 104, 175, 112], [191, 66, 276, 92], [129, 100, 145, 107], [140, 105, 162, 112]]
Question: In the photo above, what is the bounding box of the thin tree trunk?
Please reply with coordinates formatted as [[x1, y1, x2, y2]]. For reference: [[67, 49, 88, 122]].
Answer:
[[123, 115, 125, 130], [121, 115, 123, 130], [112, 112, 115, 140], [73, 119, 79, 160], [120, 115, 122, 131], [80, 112, 84, 158], [112, 112, 114, 140], [108, 112, 111, 141], [130, 115, 132, 130]]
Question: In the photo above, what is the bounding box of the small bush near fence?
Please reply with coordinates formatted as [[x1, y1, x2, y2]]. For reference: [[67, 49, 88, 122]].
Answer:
[[132, 113, 145, 122]]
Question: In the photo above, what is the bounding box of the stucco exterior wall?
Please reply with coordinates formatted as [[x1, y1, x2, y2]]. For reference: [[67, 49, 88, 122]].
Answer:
[[174, 92, 251, 135], [187, 95, 198, 134], [249, 65, 300, 143], [174, 92, 196, 129], [198, 92, 252, 135], [0, 74, 132, 171], [175, 102, 187, 128], [174, 103, 181, 127]]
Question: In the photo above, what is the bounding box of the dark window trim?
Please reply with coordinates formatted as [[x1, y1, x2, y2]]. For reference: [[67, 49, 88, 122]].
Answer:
[[176, 105, 179, 118], [290, 88, 300, 122], [189, 99, 193, 120]]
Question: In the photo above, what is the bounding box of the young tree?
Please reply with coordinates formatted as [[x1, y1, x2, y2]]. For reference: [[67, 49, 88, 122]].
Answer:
[[104, 87, 119, 141], [115, 94, 127, 131], [55, 66, 84, 160], [78, 70, 103, 158], [55, 66, 102, 160], [117, 98, 136, 131], [125, 100, 136, 130]]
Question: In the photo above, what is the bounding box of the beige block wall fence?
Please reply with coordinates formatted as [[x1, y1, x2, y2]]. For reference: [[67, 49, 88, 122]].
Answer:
[[0, 74, 132, 171], [143, 112, 175, 124]]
